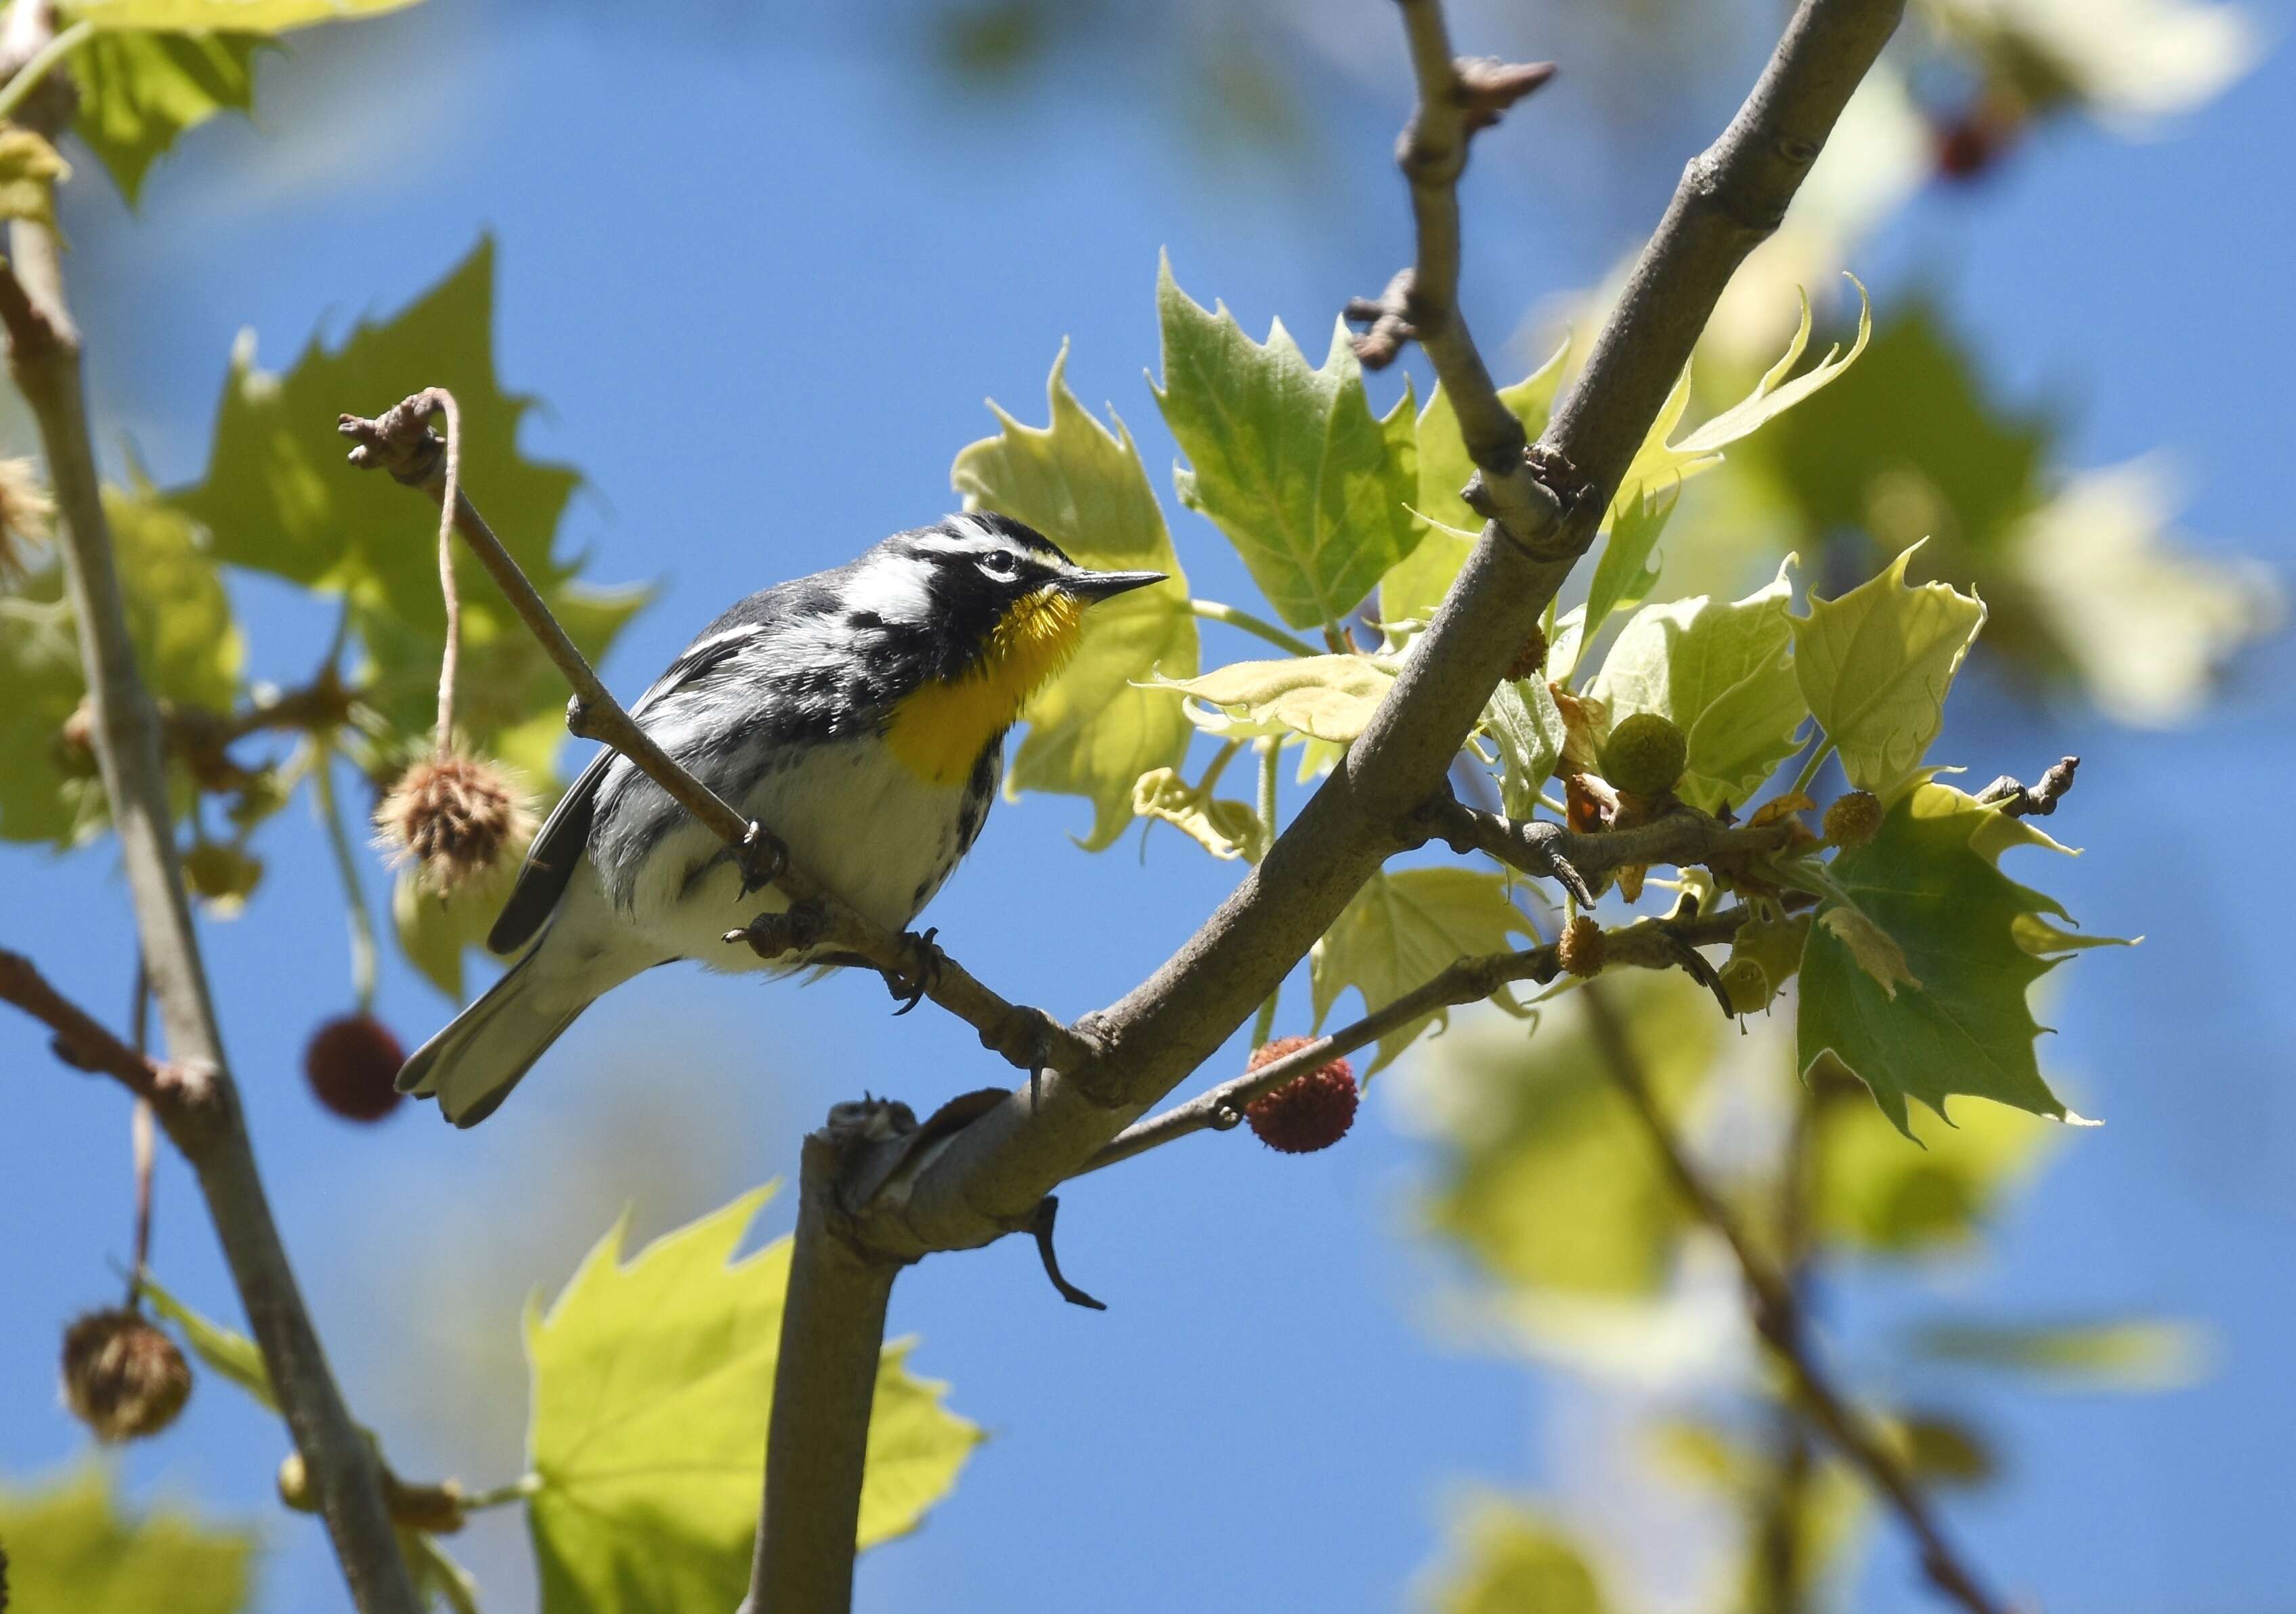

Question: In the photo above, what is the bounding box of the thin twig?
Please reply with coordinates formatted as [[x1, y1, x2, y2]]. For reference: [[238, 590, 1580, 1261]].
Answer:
[[429, 390, 463, 747], [1578, 979, 2008, 1614], [128, 953, 154, 1299], [1416, 790, 1796, 898], [1083, 904, 1756, 1174], [0, 949, 195, 1106], [337, 393, 1089, 1077], [1347, 1, 1562, 553]]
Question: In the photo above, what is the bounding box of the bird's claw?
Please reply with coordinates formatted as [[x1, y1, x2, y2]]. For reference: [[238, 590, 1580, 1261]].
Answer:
[[886, 928, 943, 1016], [735, 822, 788, 898]]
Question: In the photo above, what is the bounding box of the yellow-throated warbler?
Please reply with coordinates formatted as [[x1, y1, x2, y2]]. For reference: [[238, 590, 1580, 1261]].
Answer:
[[395, 512, 1165, 1125]]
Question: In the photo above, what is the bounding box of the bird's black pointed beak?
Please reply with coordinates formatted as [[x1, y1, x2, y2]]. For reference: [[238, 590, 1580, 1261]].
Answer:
[[1062, 568, 1169, 603]]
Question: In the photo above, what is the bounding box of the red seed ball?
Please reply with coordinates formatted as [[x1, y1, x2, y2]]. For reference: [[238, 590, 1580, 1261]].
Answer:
[[304, 1013, 406, 1123], [1242, 1037, 1359, 1154]]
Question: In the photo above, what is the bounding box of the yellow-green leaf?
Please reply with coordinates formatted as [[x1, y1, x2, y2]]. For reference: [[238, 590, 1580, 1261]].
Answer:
[[525, 1188, 980, 1614], [1813, 1074, 2054, 1254], [1798, 783, 2127, 1136], [1310, 867, 1533, 1072], [67, 0, 419, 26], [68, 30, 267, 204], [951, 343, 1196, 849], [1131, 766, 1259, 860], [1909, 1316, 2210, 1391], [1148, 653, 1393, 745], [1815, 904, 1920, 998], [1481, 675, 1566, 820], [0, 127, 69, 231], [137, 1272, 278, 1412], [1425, 1497, 1615, 1614], [0, 1464, 255, 1614], [1587, 559, 1807, 812], [1152, 255, 1418, 630], [1790, 545, 1985, 798], [1416, 973, 1718, 1296]]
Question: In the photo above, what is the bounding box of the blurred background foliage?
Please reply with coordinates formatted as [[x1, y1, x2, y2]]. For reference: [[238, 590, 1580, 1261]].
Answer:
[[0, 0, 2280, 1609]]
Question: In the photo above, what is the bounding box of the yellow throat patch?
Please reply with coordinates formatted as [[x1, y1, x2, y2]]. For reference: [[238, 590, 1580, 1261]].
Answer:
[[884, 587, 1085, 786]]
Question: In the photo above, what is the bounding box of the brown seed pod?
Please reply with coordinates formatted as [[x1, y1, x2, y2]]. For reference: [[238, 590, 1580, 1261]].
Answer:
[[61, 1308, 192, 1443], [304, 1013, 406, 1122], [1242, 1037, 1359, 1154], [1557, 914, 1607, 978], [374, 751, 535, 894], [1823, 789, 1884, 850]]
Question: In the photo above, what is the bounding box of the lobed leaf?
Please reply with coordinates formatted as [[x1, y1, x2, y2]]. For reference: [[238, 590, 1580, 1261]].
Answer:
[[0, 1464, 255, 1614], [1148, 653, 1393, 746], [951, 343, 1196, 849], [1481, 676, 1566, 821], [67, 30, 267, 204], [1152, 255, 1419, 631], [1790, 544, 1985, 798], [525, 1188, 980, 1614], [1310, 867, 1534, 1073], [1586, 559, 1808, 812], [1813, 1074, 2054, 1254], [1797, 783, 2128, 1136]]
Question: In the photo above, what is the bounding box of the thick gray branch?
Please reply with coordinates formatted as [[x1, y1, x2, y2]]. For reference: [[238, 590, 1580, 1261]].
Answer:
[[856, 0, 1905, 1263], [1, 206, 418, 1614]]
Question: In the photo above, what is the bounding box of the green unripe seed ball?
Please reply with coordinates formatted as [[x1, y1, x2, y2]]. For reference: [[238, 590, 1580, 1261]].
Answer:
[[1599, 712, 1687, 799]]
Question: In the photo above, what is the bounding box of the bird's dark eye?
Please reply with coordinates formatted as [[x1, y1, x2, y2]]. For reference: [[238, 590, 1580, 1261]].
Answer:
[[980, 550, 1018, 577]]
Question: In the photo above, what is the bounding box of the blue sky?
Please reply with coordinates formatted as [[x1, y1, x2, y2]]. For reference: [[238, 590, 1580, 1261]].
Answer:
[[4, 3, 2293, 1611]]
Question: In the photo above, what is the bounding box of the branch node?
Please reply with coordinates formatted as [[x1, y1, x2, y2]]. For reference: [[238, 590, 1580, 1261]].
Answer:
[[1454, 56, 1558, 131], [1027, 1195, 1107, 1311], [1344, 267, 1421, 370], [1976, 756, 2079, 819]]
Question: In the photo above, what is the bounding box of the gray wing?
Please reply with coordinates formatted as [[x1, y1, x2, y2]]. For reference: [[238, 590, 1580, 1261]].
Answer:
[[483, 605, 783, 956]]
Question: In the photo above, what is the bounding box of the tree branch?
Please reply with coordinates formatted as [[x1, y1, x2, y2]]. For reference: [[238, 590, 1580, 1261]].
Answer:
[[1084, 903, 1758, 1173], [1413, 790, 1799, 896], [0, 124, 418, 1614], [0, 949, 199, 1107], [1578, 980, 2008, 1614], [740, 1106, 910, 1614], [337, 394, 1088, 1077], [844, 0, 1905, 1265]]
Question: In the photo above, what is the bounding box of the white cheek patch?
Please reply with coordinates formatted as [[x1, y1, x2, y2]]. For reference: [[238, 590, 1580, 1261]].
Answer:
[[844, 554, 937, 624]]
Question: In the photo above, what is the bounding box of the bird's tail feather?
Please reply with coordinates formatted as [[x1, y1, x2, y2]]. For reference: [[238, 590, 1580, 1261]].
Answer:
[[396, 949, 586, 1128]]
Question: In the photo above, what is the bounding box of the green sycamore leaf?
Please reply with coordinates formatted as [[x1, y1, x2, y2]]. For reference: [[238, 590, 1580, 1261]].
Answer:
[[1309, 867, 1534, 1073], [1418, 972, 1718, 1296], [950, 343, 1196, 850], [0, 485, 244, 845], [525, 1187, 980, 1614], [1148, 653, 1393, 745], [0, 127, 70, 232], [1425, 1497, 1615, 1614], [1813, 1076, 2054, 1255], [1152, 255, 1418, 630], [0, 1464, 256, 1614], [1798, 783, 2129, 1137], [392, 849, 525, 1002], [1790, 545, 1985, 798], [67, 30, 269, 204], [1586, 559, 1808, 813], [1906, 1317, 2209, 1391], [1379, 341, 1569, 624], [1611, 281, 1871, 519], [1481, 676, 1565, 821], [1578, 481, 1678, 653]]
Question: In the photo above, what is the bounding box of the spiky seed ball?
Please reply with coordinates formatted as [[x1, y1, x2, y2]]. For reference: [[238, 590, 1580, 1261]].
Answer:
[[305, 1013, 406, 1122], [1558, 914, 1606, 978], [1599, 712, 1687, 800], [1242, 1037, 1358, 1154], [375, 751, 534, 895], [61, 1308, 191, 1442], [0, 454, 55, 584], [1823, 789, 1884, 849], [1504, 624, 1550, 683]]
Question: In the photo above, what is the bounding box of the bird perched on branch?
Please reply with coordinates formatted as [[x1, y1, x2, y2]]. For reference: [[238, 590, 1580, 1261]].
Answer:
[[395, 512, 1166, 1125]]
